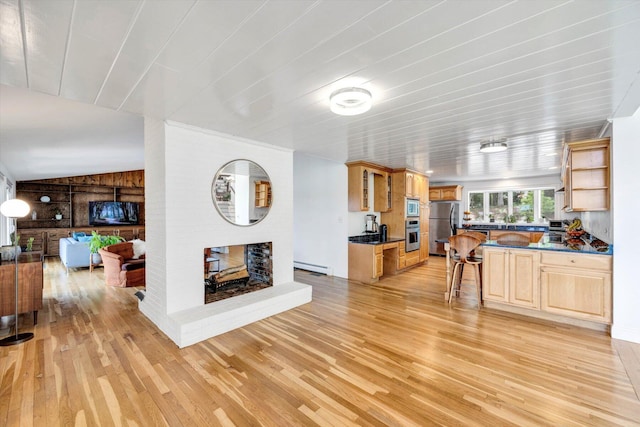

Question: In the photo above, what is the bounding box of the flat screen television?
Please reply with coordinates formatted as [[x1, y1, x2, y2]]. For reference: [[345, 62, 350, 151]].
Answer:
[[89, 201, 139, 226]]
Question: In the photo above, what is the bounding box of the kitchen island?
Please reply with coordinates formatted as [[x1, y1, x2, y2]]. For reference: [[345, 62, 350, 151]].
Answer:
[[447, 234, 613, 329]]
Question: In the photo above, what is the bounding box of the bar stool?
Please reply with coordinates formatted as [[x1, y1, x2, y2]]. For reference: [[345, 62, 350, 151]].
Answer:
[[496, 232, 530, 246], [448, 234, 483, 308]]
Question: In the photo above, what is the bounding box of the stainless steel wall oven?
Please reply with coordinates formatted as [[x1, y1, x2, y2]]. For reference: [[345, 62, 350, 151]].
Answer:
[[405, 219, 420, 252]]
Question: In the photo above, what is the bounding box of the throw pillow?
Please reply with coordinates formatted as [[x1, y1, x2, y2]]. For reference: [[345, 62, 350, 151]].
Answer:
[[72, 231, 86, 240], [78, 236, 92, 243], [131, 239, 146, 259]]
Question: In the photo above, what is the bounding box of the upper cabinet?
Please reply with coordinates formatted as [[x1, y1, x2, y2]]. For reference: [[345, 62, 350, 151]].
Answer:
[[429, 185, 462, 201], [254, 180, 271, 208], [395, 170, 428, 202], [346, 161, 392, 212], [562, 138, 609, 211], [373, 172, 392, 213]]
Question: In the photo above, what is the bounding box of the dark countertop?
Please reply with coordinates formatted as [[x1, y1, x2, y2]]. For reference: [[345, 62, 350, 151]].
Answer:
[[482, 239, 612, 255], [461, 224, 549, 232], [349, 234, 404, 245]]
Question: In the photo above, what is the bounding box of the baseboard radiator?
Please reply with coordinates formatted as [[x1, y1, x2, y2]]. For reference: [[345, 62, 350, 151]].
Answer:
[[293, 261, 332, 276]]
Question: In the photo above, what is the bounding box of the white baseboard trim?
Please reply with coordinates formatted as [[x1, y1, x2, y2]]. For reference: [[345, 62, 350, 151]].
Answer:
[[293, 260, 332, 276]]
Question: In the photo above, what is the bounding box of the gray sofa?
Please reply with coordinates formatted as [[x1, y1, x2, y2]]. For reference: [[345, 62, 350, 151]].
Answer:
[[59, 237, 92, 273]]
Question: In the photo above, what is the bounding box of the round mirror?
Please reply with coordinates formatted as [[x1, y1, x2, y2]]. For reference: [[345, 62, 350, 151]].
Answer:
[[212, 159, 272, 226]]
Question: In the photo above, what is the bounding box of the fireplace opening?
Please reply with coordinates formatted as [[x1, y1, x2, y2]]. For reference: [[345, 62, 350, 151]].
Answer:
[[204, 242, 273, 304]]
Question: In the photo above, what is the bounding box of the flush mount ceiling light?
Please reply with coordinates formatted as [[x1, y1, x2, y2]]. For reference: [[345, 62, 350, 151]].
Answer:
[[329, 87, 372, 116], [480, 138, 508, 153]]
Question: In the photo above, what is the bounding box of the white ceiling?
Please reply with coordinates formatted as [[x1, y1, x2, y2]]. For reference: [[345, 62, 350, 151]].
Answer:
[[1, 0, 639, 183]]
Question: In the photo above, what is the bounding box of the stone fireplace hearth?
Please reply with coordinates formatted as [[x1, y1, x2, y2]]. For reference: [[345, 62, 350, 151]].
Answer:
[[204, 242, 273, 303]]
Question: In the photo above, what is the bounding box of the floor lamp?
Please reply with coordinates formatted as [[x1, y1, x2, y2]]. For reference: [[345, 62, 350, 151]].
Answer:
[[0, 198, 33, 346]]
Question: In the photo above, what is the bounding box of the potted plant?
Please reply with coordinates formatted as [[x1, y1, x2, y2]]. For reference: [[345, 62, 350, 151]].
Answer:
[[89, 231, 124, 264], [54, 208, 62, 220]]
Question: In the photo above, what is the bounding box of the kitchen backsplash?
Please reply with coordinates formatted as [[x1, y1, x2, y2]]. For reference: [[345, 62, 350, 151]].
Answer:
[[580, 210, 612, 243]]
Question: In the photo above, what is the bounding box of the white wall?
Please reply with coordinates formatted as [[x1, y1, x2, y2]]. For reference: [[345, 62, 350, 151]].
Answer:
[[0, 161, 16, 246], [293, 152, 348, 278], [611, 113, 640, 343], [140, 121, 310, 346]]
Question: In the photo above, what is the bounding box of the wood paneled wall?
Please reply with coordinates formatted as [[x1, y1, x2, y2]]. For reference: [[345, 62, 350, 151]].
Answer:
[[24, 170, 144, 188]]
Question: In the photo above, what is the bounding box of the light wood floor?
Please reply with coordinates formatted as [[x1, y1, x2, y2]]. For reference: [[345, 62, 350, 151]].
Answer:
[[1, 256, 639, 426]]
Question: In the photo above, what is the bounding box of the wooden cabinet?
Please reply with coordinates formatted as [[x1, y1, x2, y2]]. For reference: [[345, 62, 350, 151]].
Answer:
[[539, 252, 611, 323], [16, 229, 45, 253], [254, 180, 271, 207], [46, 229, 70, 256], [348, 243, 383, 283], [419, 232, 429, 262], [373, 172, 392, 212], [347, 162, 393, 212], [13, 226, 144, 257], [483, 247, 612, 324], [405, 249, 420, 267], [401, 172, 427, 200], [398, 241, 406, 269], [429, 185, 462, 201], [419, 205, 429, 262], [562, 138, 609, 211], [0, 251, 43, 322], [482, 247, 540, 308], [482, 247, 509, 302]]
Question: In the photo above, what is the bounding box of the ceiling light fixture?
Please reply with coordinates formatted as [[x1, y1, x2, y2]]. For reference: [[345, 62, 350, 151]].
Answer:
[[479, 138, 508, 153], [330, 87, 372, 116]]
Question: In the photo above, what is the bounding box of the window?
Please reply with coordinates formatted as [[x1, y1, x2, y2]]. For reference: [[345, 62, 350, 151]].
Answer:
[[469, 192, 484, 221], [468, 188, 555, 223]]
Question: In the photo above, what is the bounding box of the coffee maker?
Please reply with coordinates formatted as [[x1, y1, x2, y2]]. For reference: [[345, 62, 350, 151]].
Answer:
[[365, 214, 378, 233]]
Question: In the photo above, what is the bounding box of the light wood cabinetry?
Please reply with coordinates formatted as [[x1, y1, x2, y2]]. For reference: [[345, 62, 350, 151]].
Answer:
[[482, 247, 539, 308], [539, 252, 611, 323], [254, 180, 271, 207], [401, 171, 427, 201], [346, 162, 392, 212], [429, 185, 462, 201], [349, 243, 384, 283], [373, 172, 392, 212], [348, 243, 383, 283], [398, 241, 406, 269], [483, 247, 612, 324], [348, 165, 370, 211], [562, 138, 609, 211]]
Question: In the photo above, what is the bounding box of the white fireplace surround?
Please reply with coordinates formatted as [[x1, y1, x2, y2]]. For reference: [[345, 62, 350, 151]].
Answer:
[[140, 119, 311, 347]]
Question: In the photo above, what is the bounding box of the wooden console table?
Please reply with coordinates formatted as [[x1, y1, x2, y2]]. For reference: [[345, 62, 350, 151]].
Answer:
[[0, 251, 44, 324]]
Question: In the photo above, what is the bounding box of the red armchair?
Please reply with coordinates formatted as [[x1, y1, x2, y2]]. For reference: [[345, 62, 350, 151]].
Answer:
[[99, 242, 145, 287]]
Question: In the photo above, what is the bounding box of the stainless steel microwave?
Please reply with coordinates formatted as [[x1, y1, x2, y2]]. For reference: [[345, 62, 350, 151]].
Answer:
[[406, 198, 420, 217]]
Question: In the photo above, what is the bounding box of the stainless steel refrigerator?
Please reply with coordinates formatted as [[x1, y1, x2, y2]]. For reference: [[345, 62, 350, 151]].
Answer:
[[429, 202, 460, 255]]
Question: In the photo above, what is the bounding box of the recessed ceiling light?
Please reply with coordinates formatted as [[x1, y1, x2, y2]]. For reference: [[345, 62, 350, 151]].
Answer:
[[480, 138, 508, 153], [329, 87, 372, 116]]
